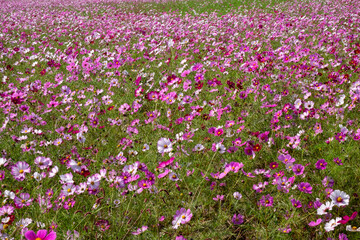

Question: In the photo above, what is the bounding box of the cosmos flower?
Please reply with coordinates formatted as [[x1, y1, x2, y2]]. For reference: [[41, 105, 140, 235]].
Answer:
[[324, 217, 342, 232], [172, 208, 192, 229], [14, 193, 32, 208], [232, 214, 244, 225], [317, 201, 334, 215], [157, 138, 173, 154], [308, 218, 322, 227], [315, 159, 327, 170], [24, 230, 56, 240], [346, 225, 360, 232], [233, 192, 242, 200], [330, 190, 350, 207], [298, 182, 312, 194], [132, 226, 148, 235], [11, 161, 31, 181], [259, 194, 273, 207], [95, 220, 110, 232]]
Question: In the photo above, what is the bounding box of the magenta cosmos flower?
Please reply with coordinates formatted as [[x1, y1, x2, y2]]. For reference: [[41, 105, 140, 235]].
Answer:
[[232, 214, 244, 224], [25, 229, 56, 240], [298, 182, 313, 194], [172, 208, 192, 229], [315, 159, 327, 170]]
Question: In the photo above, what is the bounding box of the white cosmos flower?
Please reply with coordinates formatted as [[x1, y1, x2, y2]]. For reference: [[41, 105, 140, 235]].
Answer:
[[48, 166, 58, 178], [317, 201, 334, 215], [0, 158, 7, 166], [324, 217, 342, 232], [157, 138, 173, 154], [294, 99, 302, 109], [304, 101, 314, 109], [193, 144, 204, 152], [330, 190, 350, 207], [346, 225, 360, 232], [76, 133, 86, 143], [233, 192, 242, 200]]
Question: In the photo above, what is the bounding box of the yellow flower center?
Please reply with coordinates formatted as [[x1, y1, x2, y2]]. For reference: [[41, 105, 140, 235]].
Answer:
[[336, 197, 342, 202], [19, 169, 24, 174]]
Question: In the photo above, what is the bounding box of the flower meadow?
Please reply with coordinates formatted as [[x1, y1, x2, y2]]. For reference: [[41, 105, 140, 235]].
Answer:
[[0, 0, 360, 239]]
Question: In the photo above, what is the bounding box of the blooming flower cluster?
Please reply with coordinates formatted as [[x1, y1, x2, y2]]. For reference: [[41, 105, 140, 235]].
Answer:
[[0, 0, 358, 239]]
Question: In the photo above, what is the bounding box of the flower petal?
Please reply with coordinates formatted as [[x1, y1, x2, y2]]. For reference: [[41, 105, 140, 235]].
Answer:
[[43, 231, 57, 240], [36, 230, 48, 239], [24, 230, 36, 240]]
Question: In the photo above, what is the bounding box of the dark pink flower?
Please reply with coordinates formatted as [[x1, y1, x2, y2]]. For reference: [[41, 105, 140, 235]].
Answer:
[[24, 230, 56, 240], [315, 159, 327, 170], [232, 214, 244, 224]]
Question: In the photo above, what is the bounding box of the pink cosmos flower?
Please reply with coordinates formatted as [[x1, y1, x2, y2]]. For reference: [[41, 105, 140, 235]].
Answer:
[[11, 161, 31, 181], [224, 162, 243, 173], [157, 157, 174, 169], [339, 211, 357, 224], [24, 229, 56, 240], [213, 195, 224, 201], [308, 218, 322, 227], [172, 208, 192, 229], [176, 236, 187, 240], [132, 226, 148, 235], [259, 194, 273, 207], [14, 193, 32, 208]]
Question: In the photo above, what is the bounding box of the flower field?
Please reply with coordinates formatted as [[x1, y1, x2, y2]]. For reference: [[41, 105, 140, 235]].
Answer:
[[0, 0, 360, 239]]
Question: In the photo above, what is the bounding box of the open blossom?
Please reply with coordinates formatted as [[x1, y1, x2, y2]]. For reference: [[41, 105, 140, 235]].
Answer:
[[330, 190, 350, 207], [298, 182, 312, 194], [157, 138, 173, 154], [213, 195, 224, 201], [87, 174, 101, 190], [315, 159, 327, 170], [308, 218, 322, 227], [224, 162, 243, 173], [259, 194, 273, 207], [324, 217, 342, 232], [14, 193, 32, 208], [11, 161, 31, 181], [24, 229, 56, 240], [132, 226, 148, 235], [346, 225, 360, 232], [34, 157, 52, 170], [172, 208, 192, 229], [233, 192, 242, 200], [232, 214, 244, 224], [95, 219, 110, 232]]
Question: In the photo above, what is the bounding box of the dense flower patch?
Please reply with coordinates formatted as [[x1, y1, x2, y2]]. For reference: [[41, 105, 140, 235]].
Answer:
[[0, 0, 360, 239]]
